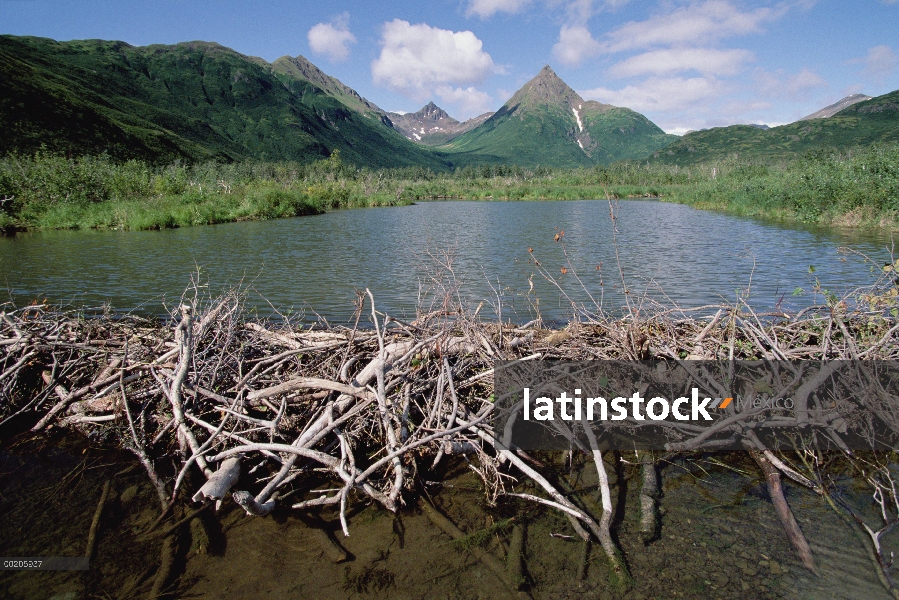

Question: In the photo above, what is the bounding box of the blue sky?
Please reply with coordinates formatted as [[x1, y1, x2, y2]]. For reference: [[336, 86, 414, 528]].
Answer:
[[2, 0, 897, 134]]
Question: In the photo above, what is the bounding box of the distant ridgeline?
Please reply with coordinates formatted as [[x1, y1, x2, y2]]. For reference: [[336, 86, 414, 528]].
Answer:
[[0, 35, 677, 169], [649, 90, 899, 166], [0, 35, 449, 169], [3, 35, 897, 170]]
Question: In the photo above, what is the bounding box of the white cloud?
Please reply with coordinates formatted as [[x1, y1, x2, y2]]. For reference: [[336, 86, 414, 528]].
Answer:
[[435, 86, 494, 117], [561, 0, 597, 21], [372, 19, 498, 100], [552, 25, 602, 67], [855, 45, 899, 83], [602, 0, 784, 54], [307, 14, 356, 62], [581, 76, 727, 113], [755, 68, 827, 100], [466, 0, 533, 17], [608, 48, 754, 78]]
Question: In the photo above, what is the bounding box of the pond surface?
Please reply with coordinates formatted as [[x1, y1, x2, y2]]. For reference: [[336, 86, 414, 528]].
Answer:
[[0, 200, 894, 323]]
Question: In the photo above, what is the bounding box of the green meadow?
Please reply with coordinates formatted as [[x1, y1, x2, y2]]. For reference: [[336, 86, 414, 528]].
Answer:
[[1, 142, 897, 232]]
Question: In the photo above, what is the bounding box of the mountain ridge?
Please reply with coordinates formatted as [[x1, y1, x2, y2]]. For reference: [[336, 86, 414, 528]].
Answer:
[[1, 36, 679, 169], [0, 35, 449, 169]]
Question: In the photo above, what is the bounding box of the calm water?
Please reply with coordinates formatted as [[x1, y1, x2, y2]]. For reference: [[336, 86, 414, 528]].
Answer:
[[0, 200, 894, 323]]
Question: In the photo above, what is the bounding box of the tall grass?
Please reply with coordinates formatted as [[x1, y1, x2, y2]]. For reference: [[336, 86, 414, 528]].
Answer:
[[667, 144, 899, 226], [1, 143, 897, 231]]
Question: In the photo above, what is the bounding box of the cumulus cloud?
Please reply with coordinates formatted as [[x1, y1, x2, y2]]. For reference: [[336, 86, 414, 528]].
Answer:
[[371, 20, 499, 118], [581, 76, 728, 113], [755, 68, 827, 100], [307, 14, 356, 62], [603, 0, 784, 53], [466, 0, 533, 17], [372, 19, 498, 99], [552, 25, 603, 66], [435, 86, 494, 116], [608, 48, 754, 78]]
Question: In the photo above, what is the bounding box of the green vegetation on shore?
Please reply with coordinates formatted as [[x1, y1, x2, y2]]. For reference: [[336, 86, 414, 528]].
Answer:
[[0, 150, 672, 231], [667, 143, 899, 227], [1, 143, 897, 232]]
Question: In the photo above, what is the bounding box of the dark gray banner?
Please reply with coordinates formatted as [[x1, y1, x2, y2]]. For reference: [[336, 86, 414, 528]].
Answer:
[[492, 360, 899, 451]]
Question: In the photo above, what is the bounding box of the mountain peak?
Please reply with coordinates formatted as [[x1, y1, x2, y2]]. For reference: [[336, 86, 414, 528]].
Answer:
[[536, 65, 559, 79], [414, 102, 450, 121], [505, 65, 582, 112]]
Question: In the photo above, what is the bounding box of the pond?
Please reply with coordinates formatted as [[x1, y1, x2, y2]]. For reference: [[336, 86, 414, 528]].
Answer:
[[0, 200, 894, 323]]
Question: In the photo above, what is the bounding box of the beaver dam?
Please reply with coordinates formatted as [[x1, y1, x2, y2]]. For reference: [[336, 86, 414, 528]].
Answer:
[[4, 282, 899, 600]]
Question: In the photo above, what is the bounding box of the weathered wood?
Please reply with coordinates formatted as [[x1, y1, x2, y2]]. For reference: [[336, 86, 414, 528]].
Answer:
[[638, 455, 659, 543], [192, 457, 241, 503]]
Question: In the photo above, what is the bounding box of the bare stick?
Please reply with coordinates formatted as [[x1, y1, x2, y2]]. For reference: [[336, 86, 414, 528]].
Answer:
[[750, 449, 817, 573], [84, 480, 111, 562]]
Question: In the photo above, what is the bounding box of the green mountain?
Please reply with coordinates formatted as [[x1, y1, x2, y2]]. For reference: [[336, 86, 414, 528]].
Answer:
[[0, 35, 449, 169], [270, 54, 388, 122], [439, 66, 677, 168], [650, 89, 899, 165]]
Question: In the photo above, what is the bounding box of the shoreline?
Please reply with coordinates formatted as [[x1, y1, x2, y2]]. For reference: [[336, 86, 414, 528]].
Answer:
[[4, 189, 897, 235]]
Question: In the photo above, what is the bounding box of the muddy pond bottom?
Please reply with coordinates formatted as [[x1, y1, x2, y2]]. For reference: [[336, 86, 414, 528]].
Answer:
[[0, 432, 889, 600]]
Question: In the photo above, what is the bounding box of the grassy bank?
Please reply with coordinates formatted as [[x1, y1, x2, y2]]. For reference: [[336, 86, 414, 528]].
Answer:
[[665, 143, 899, 227], [0, 151, 416, 231], [1, 143, 897, 231], [0, 151, 678, 231]]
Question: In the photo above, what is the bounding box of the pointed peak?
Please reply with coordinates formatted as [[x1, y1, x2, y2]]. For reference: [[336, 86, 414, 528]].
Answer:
[[413, 102, 451, 121], [537, 65, 557, 77], [503, 64, 582, 112]]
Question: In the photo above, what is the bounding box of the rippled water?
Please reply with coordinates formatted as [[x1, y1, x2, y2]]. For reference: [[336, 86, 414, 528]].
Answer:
[[0, 200, 893, 323]]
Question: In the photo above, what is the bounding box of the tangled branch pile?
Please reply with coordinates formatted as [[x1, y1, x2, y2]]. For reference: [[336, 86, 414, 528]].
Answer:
[[3, 285, 899, 597]]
